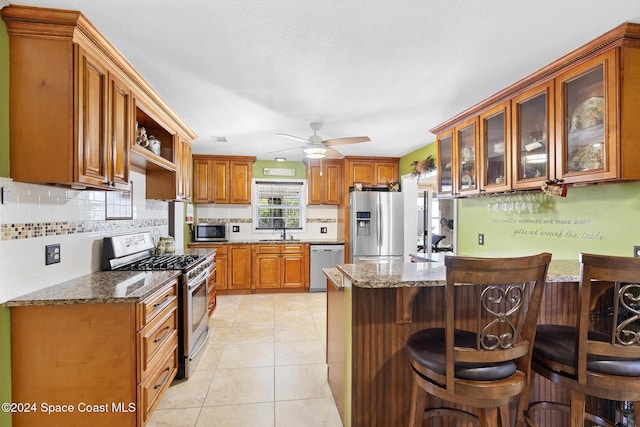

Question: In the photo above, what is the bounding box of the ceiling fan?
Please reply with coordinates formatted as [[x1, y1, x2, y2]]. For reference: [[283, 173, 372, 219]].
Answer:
[[273, 122, 370, 159]]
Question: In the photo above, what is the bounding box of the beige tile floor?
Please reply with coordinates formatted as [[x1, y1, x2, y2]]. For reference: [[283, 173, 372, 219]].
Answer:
[[148, 292, 343, 427]]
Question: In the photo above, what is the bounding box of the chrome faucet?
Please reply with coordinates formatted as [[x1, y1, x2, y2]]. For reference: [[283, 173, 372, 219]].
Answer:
[[275, 220, 286, 240]]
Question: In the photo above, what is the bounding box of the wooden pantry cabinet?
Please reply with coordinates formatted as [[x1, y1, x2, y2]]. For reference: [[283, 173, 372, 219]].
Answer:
[[253, 243, 309, 291], [305, 159, 343, 205], [10, 278, 179, 427], [432, 22, 640, 196], [192, 155, 255, 204], [1, 6, 196, 198]]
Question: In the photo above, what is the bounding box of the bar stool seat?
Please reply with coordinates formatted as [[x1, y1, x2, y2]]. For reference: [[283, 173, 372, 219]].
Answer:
[[534, 324, 640, 377], [407, 328, 518, 381], [406, 253, 552, 427], [524, 253, 640, 427]]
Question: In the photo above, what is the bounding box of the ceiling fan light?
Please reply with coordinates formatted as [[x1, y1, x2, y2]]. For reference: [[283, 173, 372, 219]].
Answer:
[[304, 146, 328, 159]]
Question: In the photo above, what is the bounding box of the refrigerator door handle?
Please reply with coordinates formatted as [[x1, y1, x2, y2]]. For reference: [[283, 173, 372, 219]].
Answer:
[[378, 196, 382, 250]]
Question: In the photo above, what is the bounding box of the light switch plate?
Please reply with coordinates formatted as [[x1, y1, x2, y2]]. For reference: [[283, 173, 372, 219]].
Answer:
[[1, 187, 9, 204]]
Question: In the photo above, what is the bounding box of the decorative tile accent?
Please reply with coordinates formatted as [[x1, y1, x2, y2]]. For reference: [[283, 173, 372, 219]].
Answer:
[[306, 218, 336, 224], [197, 218, 252, 224], [1, 219, 168, 241]]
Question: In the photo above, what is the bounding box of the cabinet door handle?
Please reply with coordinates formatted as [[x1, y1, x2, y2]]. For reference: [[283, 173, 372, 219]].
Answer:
[[153, 326, 171, 343], [154, 367, 171, 390]]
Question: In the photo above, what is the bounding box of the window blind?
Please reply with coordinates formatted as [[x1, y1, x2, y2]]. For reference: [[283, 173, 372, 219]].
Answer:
[[253, 180, 305, 230]]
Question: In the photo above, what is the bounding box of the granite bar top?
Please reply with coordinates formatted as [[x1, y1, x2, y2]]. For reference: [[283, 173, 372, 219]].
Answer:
[[322, 267, 344, 290], [5, 270, 182, 307], [337, 259, 580, 289]]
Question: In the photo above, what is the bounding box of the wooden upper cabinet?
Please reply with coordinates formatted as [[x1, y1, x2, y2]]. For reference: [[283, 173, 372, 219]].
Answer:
[[431, 22, 640, 195], [345, 156, 400, 189], [554, 50, 621, 184], [175, 135, 192, 201], [192, 155, 255, 204], [479, 102, 511, 193], [454, 117, 480, 196], [212, 160, 229, 203], [350, 162, 374, 186], [78, 46, 131, 191], [512, 81, 554, 190], [374, 162, 399, 186], [306, 159, 343, 205], [77, 47, 110, 188], [109, 74, 132, 190], [1, 5, 195, 196], [229, 160, 252, 204], [436, 131, 454, 197], [192, 158, 211, 203]]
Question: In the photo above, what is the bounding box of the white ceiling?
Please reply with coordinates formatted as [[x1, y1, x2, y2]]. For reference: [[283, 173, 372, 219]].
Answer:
[[8, 1, 640, 161]]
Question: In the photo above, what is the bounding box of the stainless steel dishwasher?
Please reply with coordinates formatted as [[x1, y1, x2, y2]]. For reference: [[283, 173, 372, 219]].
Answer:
[[309, 244, 344, 292]]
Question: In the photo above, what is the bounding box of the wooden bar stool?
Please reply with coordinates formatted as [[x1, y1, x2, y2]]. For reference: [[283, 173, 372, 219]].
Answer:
[[524, 253, 640, 426], [406, 253, 552, 427]]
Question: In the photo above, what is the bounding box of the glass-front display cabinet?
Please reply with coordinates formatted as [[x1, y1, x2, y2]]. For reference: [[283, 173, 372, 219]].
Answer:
[[480, 103, 511, 193], [455, 118, 480, 195], [512, 82, 554, 190], [437, 131, 454, 196], [555, 50, 617, 183]]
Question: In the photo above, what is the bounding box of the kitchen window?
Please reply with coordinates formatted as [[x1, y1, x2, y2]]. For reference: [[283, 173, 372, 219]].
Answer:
[[253, 179, 307, 231]]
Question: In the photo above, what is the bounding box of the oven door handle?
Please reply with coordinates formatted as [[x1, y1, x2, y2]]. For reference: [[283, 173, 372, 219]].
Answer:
[[187, 269, 209, 291], [188, 327, 210, 362]]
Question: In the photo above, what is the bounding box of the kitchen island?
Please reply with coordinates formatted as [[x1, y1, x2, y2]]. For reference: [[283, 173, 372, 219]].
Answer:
[[325, 259, 581, 427]]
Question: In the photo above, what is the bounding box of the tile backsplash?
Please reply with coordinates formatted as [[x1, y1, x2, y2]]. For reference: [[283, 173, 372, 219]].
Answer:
[[195, 203, 339, 241], [0, 170, 169, 303]]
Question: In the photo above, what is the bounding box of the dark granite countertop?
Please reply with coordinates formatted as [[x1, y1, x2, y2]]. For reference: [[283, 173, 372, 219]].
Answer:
[[5, 270, 182, 307], [188, 240, 344, 245], [5, 248, 216, 307], [336, 259, 580, 289], [323, 267, 344, 290]]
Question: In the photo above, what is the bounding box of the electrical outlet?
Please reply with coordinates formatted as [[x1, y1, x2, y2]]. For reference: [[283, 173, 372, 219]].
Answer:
[[232, 225, 239, 232], [634, 246, 640, 257], [478, 233, 485, 246], [45, 244, 61, 265], [320, 227, 327, 234]]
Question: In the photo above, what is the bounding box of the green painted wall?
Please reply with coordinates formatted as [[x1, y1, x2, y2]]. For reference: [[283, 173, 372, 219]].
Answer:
[[0, 16, 12, 427], [457, 181, 640, 260], [399, 141, 436, 177], [252, 160, 306, 179]]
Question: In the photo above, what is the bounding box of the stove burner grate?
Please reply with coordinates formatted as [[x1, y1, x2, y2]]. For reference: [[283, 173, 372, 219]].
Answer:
[[119, 254, 201, 271]]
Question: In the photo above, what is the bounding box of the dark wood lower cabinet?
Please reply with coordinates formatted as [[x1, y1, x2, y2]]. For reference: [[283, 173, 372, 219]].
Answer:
[[326, 280, 609, 427]]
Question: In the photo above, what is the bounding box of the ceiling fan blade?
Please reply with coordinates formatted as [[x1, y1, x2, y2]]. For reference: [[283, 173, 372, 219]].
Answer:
[[276, 133, 309, 144], [268, 145, 305, 154], [323, 136, 370, 146], [325, 146, 344, 159]]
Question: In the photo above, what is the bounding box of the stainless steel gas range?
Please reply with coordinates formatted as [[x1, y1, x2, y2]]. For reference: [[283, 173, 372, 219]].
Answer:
[[102, 232, 212, 379]]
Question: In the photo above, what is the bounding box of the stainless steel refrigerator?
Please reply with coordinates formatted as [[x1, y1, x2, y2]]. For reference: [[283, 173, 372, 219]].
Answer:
[[350, 191, 404, 263]]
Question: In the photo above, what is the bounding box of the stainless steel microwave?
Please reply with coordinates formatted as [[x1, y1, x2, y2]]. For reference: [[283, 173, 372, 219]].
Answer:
[[194, 223, 228, 242]]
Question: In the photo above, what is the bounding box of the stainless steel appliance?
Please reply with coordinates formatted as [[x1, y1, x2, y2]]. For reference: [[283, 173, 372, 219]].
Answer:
[[309, 244, 344, 292], [102, 232, 211, 379], [194, 223, 228, 242], [350, 191, 404, 263]]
